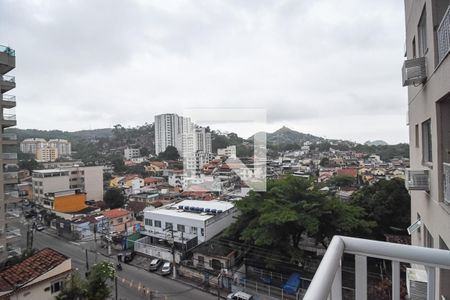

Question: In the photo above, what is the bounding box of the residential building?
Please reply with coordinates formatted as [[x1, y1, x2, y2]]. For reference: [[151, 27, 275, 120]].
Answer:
[[48, 139, 71, 157], [32, 166, 103, 202], [0, 248, 71, 300], [20, 138, 47, 154], [217, 145, 237, 158], [36, 146, 58, 162], [102, 208, 134, 233], [42, 189, 88, 214], [124, 147, 140, 160], [0, 44, 22, 263], [154, 113, 185, 155], [403, 0, 450, 298]]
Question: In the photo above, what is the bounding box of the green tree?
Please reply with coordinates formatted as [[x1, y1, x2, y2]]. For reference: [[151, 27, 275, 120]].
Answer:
[[330, 175, 355, 187], [85, 262, 115, 300], [19, 159, 42, 173], [55, 272, 86, 300], [158, 146, 180, 160], [350, 178, 410, 239], [103, 188, 125, 209], [227, 176, 372, 262]]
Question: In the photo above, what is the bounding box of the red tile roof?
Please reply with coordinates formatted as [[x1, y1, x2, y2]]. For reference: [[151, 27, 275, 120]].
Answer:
[[144, 177, 163, 184], [102, 208, 129, 219], [336, 168, 358, 178], [0, 248, 69, 292]]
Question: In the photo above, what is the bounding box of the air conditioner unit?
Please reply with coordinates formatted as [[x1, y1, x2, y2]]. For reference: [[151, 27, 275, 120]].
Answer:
[[407, 268, 427, 300], [402, 57, 427, 86], [444, 163, 450, 204], [406, 169, 430, 191]]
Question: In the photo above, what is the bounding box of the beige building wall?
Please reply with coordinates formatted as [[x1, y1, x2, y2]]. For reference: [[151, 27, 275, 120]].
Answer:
[[404, 0, 450, 298]]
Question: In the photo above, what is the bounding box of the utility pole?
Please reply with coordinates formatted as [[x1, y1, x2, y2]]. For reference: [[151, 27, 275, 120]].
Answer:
[[85, 249, 89, 270], [171, 228, 177, 279], [115, 276, 118, 300]]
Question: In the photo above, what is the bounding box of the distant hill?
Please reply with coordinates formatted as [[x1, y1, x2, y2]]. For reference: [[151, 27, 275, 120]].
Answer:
[[250, 126, 323, 145], [364, 140, 389, 146]]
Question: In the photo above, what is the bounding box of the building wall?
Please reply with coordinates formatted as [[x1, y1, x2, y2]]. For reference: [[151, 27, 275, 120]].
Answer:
[[33, 175, 70, 202], [82, 166, 104, 202], [53, 193, 87, 213], [404, 0, 450, 298]]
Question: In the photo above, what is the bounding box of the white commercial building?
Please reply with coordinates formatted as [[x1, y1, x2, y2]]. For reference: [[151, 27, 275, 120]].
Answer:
[[124, 147, 141, 160], [135, 200, 237, 262], [32, 166, 104, 202], [217, 145, 237, 158]]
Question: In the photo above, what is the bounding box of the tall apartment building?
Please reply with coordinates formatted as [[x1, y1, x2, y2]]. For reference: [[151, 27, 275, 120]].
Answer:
[[32, 166, 104, 203], [20, 138, 47, 154], [36, 146, 58, 162], [154, 113, 184, 155], [0, 45, 22, 263], [48, 139, 71, 157], [403, 1, 450, 298], [124, 147, 140, 160]]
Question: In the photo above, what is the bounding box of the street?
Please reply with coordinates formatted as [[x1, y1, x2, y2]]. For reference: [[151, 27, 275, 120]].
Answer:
[[28, 228, 216, 300]]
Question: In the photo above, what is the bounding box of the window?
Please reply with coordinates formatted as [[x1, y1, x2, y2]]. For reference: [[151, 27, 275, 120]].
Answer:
[[422, 119, 432, 163], [412, 37, 416, 58], [117, 218, 123, 223], [190, 226, 198, 235], [50, 281, 63, 293], [201, 228, 204, 236], [198, 255, 204, 266], [418, 6, 427, 56], [415, 124, 420, 147], [165, 222, 173, 230], [154, 220, 161, 228], [177, 224, 185, 232], [424, 225, 434, 248]]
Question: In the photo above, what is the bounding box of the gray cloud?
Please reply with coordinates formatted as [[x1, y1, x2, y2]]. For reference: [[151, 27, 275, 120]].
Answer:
[[0, 0, 408, 143]]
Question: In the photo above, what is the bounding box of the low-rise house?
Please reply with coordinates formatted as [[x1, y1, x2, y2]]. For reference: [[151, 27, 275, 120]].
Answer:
[[42, 189, 88, 214], [102, 208, 134, 233], [0, 248, 71, 300], [192, 242, 237, 271]]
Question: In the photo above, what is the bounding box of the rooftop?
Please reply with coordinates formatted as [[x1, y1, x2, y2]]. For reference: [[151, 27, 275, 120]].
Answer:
[[0, 248, 69, 292], [102, 208, 130, 219], [146, 200, 234, 221]]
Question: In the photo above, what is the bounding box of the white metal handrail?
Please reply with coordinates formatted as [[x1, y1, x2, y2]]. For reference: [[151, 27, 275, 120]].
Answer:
[[303, 236, 450, 300]]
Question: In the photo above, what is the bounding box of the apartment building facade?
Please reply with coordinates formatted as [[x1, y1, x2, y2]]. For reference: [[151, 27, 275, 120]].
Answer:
[[32, 166, 104, 202], [0, 44, 22, 264], [124, 147, 140, 159], [21, 138, 71, 161], [403, 0, 450, 298]]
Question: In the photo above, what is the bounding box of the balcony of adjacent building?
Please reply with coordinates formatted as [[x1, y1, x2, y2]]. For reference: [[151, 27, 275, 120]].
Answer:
[[302, 236, 450, 300], [0, 75, 15, 93], [4, 190, 21, 204], [3, 171, 18, 185], [1, 112, 16, 129], [5, 204, 21, 221], [4, 226, 21, 243], [2, 153, 18, 164], [1, 94, 16, 109], [0, 45, 15, 75], [1, 132, 17, 146]]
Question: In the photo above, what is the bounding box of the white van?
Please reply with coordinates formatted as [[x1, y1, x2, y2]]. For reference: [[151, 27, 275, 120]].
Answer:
[[227, 291, 253, 300]]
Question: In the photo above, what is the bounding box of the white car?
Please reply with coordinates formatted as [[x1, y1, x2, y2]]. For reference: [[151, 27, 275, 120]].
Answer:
[[161, 262, 172, 275], [227, 291, 253, 300]]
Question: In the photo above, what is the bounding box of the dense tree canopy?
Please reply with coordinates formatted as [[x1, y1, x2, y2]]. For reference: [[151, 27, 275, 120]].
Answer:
[[158, 146, 180, 160], [350, 178, 410, 239], [227, 176, 373, 262], [103, 188, 125, 209]]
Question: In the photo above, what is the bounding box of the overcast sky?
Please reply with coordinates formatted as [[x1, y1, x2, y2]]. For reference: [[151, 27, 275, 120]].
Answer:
[[0, 0, 407, 144]]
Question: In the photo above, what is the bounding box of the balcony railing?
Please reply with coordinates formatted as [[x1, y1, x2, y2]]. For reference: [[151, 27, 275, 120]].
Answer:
[[3, 171, 18, 182], [5, 227, 21, 240], [438, 5, 450, 64], [2, 114, 16, 121], [0, 45, 15, 57], [2, 133, 17, 141], [303, 236, 450, 300], [2, 94, 16, 102], [2, 153, 17, 160], [0, 75, 15, 83]]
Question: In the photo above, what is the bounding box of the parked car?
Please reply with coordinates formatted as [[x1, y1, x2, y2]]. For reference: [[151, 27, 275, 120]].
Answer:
[[227, 291, 254, 300], [161, 262, 172, 276], [123, 251, 136, 263], [35, 224, 45, 231], [149, 258, 163, 272]]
